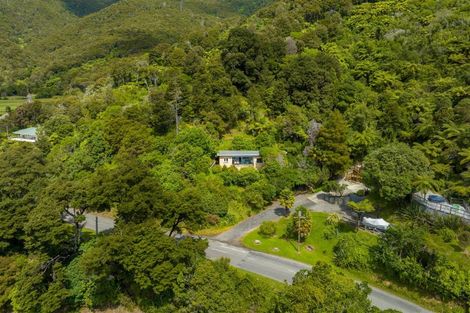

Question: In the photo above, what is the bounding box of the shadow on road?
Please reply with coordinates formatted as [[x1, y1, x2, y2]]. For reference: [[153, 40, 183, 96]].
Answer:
[[274, 207, 288, 216]]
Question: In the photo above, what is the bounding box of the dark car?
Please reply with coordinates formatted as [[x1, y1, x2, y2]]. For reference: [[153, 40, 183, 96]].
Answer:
[[427, 195, 446, 203]]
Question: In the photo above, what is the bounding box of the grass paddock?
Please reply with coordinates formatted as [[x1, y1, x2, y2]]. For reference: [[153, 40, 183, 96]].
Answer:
[[0, 97, 24, 114]]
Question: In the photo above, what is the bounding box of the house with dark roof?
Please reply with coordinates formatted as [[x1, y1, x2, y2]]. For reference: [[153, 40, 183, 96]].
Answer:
[[216, 150, 263, 170], [10, 127, 38, 143]]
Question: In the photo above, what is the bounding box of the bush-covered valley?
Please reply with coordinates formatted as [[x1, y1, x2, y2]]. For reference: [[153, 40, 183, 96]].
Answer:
[[0, 0, 468, 312]]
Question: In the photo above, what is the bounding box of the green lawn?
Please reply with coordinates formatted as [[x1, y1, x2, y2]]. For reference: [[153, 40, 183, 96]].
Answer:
[[0, 97, 24, 114], [243, 212, 375, 265], [242, 212, 462, 313]]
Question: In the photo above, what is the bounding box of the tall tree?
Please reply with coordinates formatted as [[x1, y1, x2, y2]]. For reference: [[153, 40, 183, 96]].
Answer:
[[44, 177, 100, 252], [363, 143, 432, 202], [221, 27, 284, 92], [164, 187, 208, 236], [24, 199, 73, 257], [0, 143, 45, 252], [80, 221, 207, 302], [274, 262, 375, 313], [311, 111, 351, 177]]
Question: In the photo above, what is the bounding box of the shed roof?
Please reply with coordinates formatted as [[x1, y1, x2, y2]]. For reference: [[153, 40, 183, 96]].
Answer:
[[13, 127, 37, 137], [217, 150, 260, 157]]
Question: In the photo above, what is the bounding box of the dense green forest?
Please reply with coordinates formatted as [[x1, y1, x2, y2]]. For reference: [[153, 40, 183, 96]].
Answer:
[[63, 0, 120, 16], [0, 0, 469, 312]]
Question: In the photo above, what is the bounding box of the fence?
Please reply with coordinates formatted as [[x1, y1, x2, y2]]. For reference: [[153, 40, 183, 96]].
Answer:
[[412, 194, 470, 222]]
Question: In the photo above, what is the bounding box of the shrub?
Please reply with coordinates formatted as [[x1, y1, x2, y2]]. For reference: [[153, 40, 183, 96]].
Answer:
[[333, 233, 371, 270], [434, 215, 464, 231], [244, 190, 265, 211], [258, 221, 276, 237], [356, 189, 366, 196], [206, 214, 220, 226], [326, 213, 341, 226], [236, 167, 261, 186], [438, 228, 456, 243], [246, 179, 276, 203], [323, 225, 338, 240], [398, 204, 432, 227], [458, 231, 470, 247]]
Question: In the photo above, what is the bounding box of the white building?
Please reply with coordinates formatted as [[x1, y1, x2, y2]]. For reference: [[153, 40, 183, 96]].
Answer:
[[216, 150, 263, 170], [10, 127, 38, 143]]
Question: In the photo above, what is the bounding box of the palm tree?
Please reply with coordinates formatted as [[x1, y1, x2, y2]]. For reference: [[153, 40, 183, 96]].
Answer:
[[412, 175, 441, 195], [279, 188, 295, 215], [413, 141, 440, 160], [459, 148, 470, 166]]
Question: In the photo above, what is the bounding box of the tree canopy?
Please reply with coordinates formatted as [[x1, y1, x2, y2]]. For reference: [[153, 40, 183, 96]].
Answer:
[[363, 143, 432, 202], [0, 0, 468, 311]]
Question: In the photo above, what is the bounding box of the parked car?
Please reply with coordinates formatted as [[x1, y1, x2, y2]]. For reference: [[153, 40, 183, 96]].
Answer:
[[427, 194, 447, 203], [362, 217, 390, 232]]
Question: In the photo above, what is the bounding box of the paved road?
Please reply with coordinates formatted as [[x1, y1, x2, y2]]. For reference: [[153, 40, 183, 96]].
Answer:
[[206, 239, 309, 282], [84, 214, 115, 232], [83, 210, 433, 313], [206, 240, 432, 313]]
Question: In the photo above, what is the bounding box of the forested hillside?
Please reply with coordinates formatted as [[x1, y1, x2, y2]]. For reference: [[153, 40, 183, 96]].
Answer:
[[0, 0, 469, 312], [62, 0, 272, 16], [0, 0, 251, 95], [0, 0, 76, 94], [63, 0, 120, 16]]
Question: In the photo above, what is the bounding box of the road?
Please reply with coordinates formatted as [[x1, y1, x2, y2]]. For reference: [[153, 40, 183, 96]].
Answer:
[[84, 214, 115, 232], [83, 210, 433, 313], [206, 239, 309, 282], [206, 240, 432, 313]]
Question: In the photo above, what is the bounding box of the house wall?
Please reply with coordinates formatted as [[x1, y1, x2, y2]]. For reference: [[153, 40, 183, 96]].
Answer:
[[219, 156, 233, 167], [219, 156, 263, 170], [255, 158, 263, 170], [10, 135, 37, 143]]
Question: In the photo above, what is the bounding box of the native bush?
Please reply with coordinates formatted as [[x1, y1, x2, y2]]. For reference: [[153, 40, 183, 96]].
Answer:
[[458, 231, 470, 248], [333, 233, 371, 270], [323, 225, 338, 240], [437, 228, 457, 243], [259, 221, 276, 237]]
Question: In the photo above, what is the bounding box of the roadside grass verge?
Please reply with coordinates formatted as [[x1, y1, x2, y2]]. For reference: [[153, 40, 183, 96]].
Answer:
[[195, 225, 233, 237], [234, 267, 286, 292]]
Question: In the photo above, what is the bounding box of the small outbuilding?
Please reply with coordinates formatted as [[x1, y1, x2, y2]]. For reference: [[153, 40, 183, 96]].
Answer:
[[216, 150, 263, 170], [10, 127, 38, 143]]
